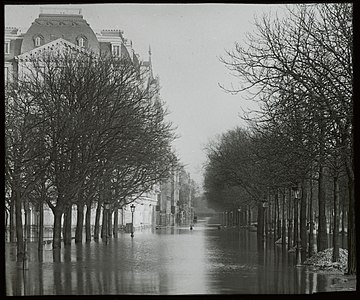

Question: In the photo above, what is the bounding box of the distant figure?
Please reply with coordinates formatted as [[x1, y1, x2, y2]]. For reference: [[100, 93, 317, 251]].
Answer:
[[190, 225, 193, 230], [218, 225, 221, 230]]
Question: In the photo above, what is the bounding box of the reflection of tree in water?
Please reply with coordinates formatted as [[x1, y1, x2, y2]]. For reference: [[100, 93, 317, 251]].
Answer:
[[316, 274, 327, 293], [76, 244, 84, 294], [38, 262, 44, 294], [256, 236, 265, 293], [53, 258, 63, 294], [84, 243, 94, 294], [275, 248, 280, 292], [62, 247, 72, 294], [7, 227, 353, 295]]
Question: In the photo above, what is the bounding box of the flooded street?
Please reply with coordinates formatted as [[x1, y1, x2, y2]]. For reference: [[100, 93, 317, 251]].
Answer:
[[5, 3, 355, 296], [6, 217, 345, 295]]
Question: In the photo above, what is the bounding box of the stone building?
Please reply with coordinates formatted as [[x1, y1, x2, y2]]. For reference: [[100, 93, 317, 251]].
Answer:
[[5, 7, 144, 81], [178, 168, 195, 225], [156, 169, 180, 226]]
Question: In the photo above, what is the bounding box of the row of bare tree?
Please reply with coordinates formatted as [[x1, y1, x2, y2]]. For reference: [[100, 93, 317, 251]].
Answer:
[[204, 3, 354, 274], [5, 49, 178, 260]]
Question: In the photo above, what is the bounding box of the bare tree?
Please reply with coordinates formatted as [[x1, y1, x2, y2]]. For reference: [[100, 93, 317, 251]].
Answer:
[[6, 46, 178, 250], [219, 3, 354, 273]]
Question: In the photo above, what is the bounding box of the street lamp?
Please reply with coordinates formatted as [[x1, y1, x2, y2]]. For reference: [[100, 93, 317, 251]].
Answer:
[[130, 204, 135, 238], [104, 201, 110, 244], [292, 184, 302, 267]]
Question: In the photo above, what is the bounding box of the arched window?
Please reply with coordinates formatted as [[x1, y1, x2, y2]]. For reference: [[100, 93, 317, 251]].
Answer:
[[77, 36, 87, 48], [78, 37, 84, 47], [35, 36, 42, 47], [34, 35, 44, 47], [112, 44, 120, 56]]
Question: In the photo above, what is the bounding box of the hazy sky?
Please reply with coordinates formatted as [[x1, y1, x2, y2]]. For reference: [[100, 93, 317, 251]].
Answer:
[[5, 3, 284, 188]]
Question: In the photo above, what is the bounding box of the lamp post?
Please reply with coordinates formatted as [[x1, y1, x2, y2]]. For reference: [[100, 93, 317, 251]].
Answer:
[[130, 204, 135, 238], [238, 208, 241, 227], [292, 184, 302, 267], [104, 201, 110, 245]]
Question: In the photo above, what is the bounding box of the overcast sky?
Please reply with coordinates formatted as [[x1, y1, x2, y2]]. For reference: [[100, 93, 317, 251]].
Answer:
[[5, 3, 285, 189]]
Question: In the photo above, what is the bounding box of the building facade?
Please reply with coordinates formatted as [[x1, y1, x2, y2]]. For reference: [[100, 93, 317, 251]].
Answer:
[[5, 7, 145, 82], [156, 169, 180, 226]]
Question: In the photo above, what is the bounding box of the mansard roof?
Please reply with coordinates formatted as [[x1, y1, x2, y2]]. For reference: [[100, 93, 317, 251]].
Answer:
[[21, 11, 99, 54], [16, 38, 93, 62]]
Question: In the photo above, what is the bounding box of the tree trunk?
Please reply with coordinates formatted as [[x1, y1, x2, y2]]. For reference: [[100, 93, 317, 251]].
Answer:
[[62, 207, 67, 242], [264, 205, 268, 239], [293, 192, 298, 249], [108, 209, 112, 238], [268, 202, 272, 237], [94, 201, 101, 240], [245, 207, 248, 226], [257, 203, 264, 238], [276, 192, 281, 241], [113, 208, 118, 237], [101, 207, 106, 238], [24, 199, 31, 241], [287, 188, 292, 251], [273, 195, 277, 239], [75, 203, 84, 243], [248, 206, 251, 227], [15, 188, 24, 261], [308, 175, 315, 256], [85, 201, 92, 242], [243, 208, 246, 226], [300, 180, 307, 262], [23, 196, 29, 270], [10, 195, 16, 242], [317, 164, 328, 251], [281, 189, 286, 247], [341, 199, 346, 248], [38, 201, 44, 261], [346, 170, 356, 274], [53, 209, 63, 249], [332, 175, 340, 262], [63, 205, 72, 245]]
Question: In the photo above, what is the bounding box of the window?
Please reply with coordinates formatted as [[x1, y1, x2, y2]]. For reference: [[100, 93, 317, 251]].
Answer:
[[4, 67, 8, 82], [76, 36, 88, 48], [112, 45, 120, 56], [35, 36, 42, 47], [76, 36, 87, 47], [77, 37, 84, 47], [4, 42, 10, 54]]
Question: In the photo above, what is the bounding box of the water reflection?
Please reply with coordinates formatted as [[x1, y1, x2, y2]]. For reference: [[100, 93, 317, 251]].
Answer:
[[5, 219, 352, 295]]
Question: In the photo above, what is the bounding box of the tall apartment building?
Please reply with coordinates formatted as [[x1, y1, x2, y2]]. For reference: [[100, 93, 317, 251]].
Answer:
[[5, 7, 150, 81], [156, 169, 180, 226], [5, 7, 159, 232]]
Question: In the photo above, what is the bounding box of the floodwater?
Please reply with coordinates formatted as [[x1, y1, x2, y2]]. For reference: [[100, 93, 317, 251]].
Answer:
[[5, 217, 347, 295]]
